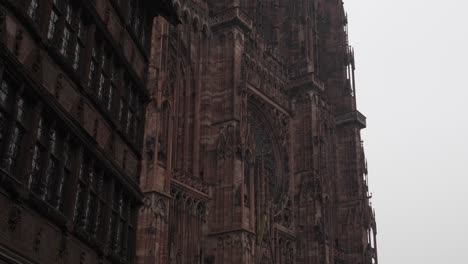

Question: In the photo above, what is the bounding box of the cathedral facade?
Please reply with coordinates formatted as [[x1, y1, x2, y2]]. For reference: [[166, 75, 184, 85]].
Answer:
[[139, 0, 377, 264], [0, 0, 377, 264]]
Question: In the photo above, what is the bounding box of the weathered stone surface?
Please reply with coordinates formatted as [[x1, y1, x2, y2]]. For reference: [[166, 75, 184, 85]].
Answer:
[[138, 1, 378, 264]]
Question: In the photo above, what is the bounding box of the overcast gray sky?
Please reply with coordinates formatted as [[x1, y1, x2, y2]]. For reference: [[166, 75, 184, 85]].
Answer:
[[344, 0, 468, 263]]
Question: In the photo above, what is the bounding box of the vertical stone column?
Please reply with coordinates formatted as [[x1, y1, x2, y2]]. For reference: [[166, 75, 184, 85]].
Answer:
[[292, 91, 338, 264], [202, 26, 258, 263], [137, 16, 172, 264]]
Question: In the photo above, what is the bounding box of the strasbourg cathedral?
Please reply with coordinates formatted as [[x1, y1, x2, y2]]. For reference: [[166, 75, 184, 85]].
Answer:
[[0, 0, 378, 264]]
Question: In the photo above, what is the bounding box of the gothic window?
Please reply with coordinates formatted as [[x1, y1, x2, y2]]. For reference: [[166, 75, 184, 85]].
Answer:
[[59, 4, 72, 56], [74, 152, 107, 239], [140, 23, 147, 49], [110, 185, 135, 261], [248, 109, 290, 215], [158, 102, 170, 163], [47, 1, 59, 40], [88, 40, 108, 101], [44, 128, 67, 209], [29, 124, 45, 193], [126, 110, 132, 135], [130, 2, 141, 37], [119, 78, 130, 131], [120, 77, 142, 143], [97, 50, 109, 102], [107, 78, 115, 111], [47, 0, 87, 70], [4, 100, 25, 173], [107, 59, 120, 112], [28, 115, 76, 211], [0, 79, 13, 154], [87, 38, 118, 115], [88, 47, 98, 88], [126, 86, 134, 135], [0, 77, 31, 176], [128, 0, 148, 48], [128, 86, 140, 141], [118, 98, 125, 125], [0, 64, 141, 254], [72, 16, 86, 70]]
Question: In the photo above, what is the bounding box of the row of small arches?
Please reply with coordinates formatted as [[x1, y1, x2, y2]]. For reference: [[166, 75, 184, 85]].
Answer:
[[171, 0, 211, 36]]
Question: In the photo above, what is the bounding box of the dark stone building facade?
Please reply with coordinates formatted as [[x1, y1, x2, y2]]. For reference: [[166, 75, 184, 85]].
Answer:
[[139, 0, 378, 264], [0, 0, 378, 264], [0, 0, 175, 264]]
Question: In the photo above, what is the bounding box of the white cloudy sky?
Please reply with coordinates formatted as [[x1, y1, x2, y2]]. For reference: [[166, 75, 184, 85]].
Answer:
[[344, 0, 468, 263]]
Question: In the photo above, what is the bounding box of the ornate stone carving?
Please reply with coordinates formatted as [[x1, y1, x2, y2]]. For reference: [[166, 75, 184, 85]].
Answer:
[[146, 135, 156, 170], [142, 195, 169, 221], [14, 29, 23, 56], [216, 126, 227, 160], [8, 205, 22, 231], [58, 232, 69, 259], [31, 52, 43, 77], [33, 227, 43, 251], [75, 97, 85, 123], [106, 133, 116, 159], [122, 149, 127, 170], [93, 119, 99, 139], [214, 232, 255, 254], [55, 73, 63, 100], [171, 169, 210, 194]]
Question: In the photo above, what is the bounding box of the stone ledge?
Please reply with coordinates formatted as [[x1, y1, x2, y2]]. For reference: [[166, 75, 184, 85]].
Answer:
[[288, 72, 325, 97], [335, 110, 367, 128]]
